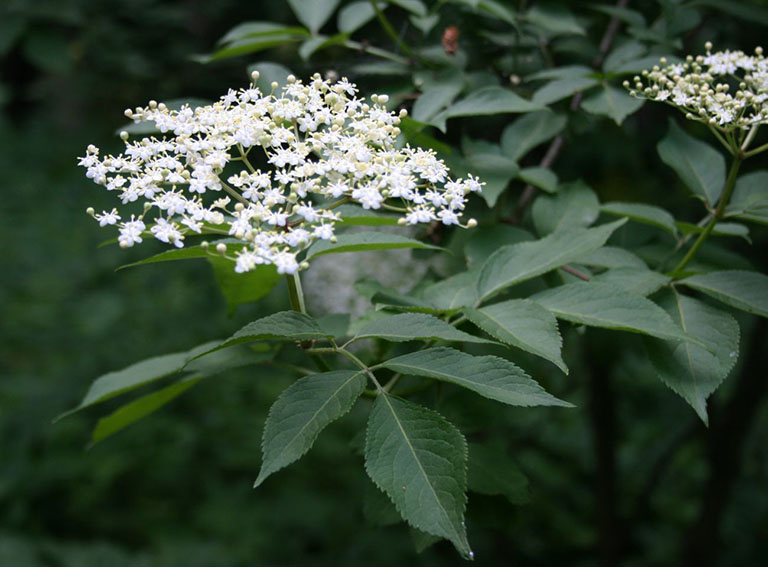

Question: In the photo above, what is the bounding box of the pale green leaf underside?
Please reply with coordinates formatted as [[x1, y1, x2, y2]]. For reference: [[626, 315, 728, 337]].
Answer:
[[352, 312, 494, 344], [531, 282, 700, 344], [255, 370, 366, 487], [306, 232, 442, 259], [379, 347, 572, 407], [365, 394, 471, 557], [477, 219, 626, 302], [679, 270, 768, 318], [646, 292, 739, 424], [463, 299, 567, 373]]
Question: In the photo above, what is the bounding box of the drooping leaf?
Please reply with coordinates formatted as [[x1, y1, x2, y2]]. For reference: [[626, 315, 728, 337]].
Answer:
[[379, 347, 572, 407], [468, 442, 530, 504], [91, 377, 201, 444], [431, 86, 543, 131], [532, 180, 599, 235], [477, 219, 626, 303], [287, 0, 341, 34], [351, 313, 494, 344], [679, 270, 768, 318], [117, 244, 213, 270], [199, 33, 305, 62], [657, 119, 726, 205], [531, 282, 700, 343], [518, 167, 558, 193], [500, 110, 567, 161], [600, 201, 678, 236], [464, 299, 567, 373], [254, 370, 367, 487], [218, 21, 311, 44], [646, 292, 739, 424], [411, 84, 464, 123], [306, 232, 442, 259], [365, 394, 471, 557], [592, 267, 670, 296], [581, 83, 644, 125]]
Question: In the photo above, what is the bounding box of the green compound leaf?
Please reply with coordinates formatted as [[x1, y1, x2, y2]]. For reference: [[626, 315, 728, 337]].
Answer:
[[501, 110, 567, 161], [657, 119, 726, 206], [592, 267, 670, 296], [600, 201, 678, 236], [365, 394, 472, 558], [287, 0, 341, 34], [646, 292, 739, 424], [532, 180, 600, 235], [679, 270, 768, 318], [477, 219, 626, 303], [60, 343, 269, 420], [306, 231, 442, 259], [581, 83, 644, 125], [379, 347, 572, 407], [531, 282, 700, 343], [431, 86, 543, 131], [91, 376, 200, 444], [464, 299, 567, 373], [254, 370, 367, 487], [351, 313, 495, 344]]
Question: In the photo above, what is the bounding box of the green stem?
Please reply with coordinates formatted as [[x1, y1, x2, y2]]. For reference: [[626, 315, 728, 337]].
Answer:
[[368, 0, 421, 64], [671, 155, 743, 277], [286, 272, 307, 313], [744, 140, 768, 158]]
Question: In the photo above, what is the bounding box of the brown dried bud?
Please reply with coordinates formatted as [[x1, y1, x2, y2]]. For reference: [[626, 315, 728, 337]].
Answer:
[[442, 26, 460, 56]]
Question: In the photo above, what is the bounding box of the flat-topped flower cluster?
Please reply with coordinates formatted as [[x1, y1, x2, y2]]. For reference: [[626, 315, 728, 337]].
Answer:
[[626, 43, 768, 131], [79, 73, 482, 275]]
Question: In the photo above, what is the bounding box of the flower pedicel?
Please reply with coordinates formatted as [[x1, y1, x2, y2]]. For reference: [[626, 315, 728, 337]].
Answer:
[[79, 72, 482, 275]]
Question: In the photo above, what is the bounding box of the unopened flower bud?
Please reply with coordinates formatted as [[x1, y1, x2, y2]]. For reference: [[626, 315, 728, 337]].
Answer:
[[216, 243, 227, 254]]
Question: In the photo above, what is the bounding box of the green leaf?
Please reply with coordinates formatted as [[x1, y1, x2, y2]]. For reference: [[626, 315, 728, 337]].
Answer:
[[576, 246, 647, 269], [466, 153, 519, 207], [581, 84, 644, 125], [532, 76, 598, 105], [464, 225, 534, 267], [501, 110, 567, 161], [91, 377, 201, 444], [365, 394, 471, 557], [432, 86, 543, 131], [335, 204, 400, 226], [593, 267, 670, 296], [600, 201, 678, 236], [464, 299, 567, 373], [117, 244, 212, 270], [476, 0, 517, 26], [208, 257, 281, 315], [531, 282, 699, 343], [679, 270, 768, 318], [199, 35, 304, 62], [420, 271, 480, 311], [532, 180, 599, 235], [218, 21, 311, 44], [525, 2, 585, 36], [338, 1, 381, 33], [527, 65, 593, 82], [247, 61, 293, 92], [676, 221, 750, 241], [379, 347, 572, 407], [411, 84, 464, 123], [306, 231, 442, 259], [517, 166, 558, 193], [477, 219, 626, 302], [387, 0, 428, 17], [203, 311, 333, 356], [468, 442, 530, 504], [657, 119, 726, 205], [287, 0, 341, 34], [725, 170, 768, 225], [254, 370, 367, 487], [352, 313, 493, 344], [646, 292, 739, 424]]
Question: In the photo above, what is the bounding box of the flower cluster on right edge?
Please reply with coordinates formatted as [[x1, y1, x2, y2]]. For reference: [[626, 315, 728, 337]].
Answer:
[[626, 43, 768, 132]]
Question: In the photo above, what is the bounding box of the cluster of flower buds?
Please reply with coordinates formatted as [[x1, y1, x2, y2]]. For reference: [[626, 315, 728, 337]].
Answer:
[[626, 43, 768, 131], [79, 73, 482, 275]]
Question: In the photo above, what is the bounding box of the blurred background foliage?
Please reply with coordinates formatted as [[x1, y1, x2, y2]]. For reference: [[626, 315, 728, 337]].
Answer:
[[1, 0, 767, 565]]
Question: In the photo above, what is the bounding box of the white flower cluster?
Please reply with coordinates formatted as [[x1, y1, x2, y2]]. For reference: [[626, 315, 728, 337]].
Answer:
[[626, 44, 768, 130], [79, 73, 482, 275]]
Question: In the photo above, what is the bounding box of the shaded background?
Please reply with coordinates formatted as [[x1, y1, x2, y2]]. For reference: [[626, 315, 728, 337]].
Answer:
[[1, 0, 767, 565]]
